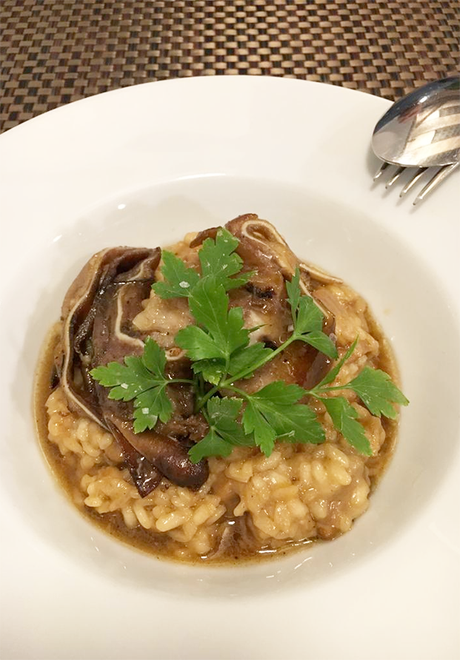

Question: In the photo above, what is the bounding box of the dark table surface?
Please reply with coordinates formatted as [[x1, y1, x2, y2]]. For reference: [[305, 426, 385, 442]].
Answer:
[[1, 0, 459, 133]]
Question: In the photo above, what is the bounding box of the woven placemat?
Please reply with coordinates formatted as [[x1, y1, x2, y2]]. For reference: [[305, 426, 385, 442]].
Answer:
[[1, 0, 459, 133]]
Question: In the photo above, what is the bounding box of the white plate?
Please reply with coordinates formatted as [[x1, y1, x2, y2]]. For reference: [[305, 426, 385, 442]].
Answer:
[[0, 77, 459, 660]]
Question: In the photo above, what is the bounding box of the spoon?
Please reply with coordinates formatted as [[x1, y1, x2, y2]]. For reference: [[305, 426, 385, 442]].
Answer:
[[372, 75, 460, 168]]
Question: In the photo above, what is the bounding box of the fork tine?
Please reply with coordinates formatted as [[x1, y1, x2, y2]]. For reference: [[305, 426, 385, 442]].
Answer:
[[373, 162, 390, 180], [413, 162, 460, 205], [400, 168, 428, 197], [385, 166, 405, 188]]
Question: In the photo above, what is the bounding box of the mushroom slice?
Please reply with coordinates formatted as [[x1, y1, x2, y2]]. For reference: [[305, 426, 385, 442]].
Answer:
[[105, 418, 162, 497], [106, 414, 209, 490], [189, 226, 219, 248]]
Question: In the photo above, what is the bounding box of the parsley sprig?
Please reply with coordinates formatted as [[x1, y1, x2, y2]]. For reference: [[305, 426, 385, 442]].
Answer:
[[91, 337, 193, 433], [91, 228, 408, 462], [151, 228, 253, 299]]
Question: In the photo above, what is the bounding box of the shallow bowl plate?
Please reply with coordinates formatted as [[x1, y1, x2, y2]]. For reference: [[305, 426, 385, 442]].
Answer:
[[0, 76, 459, 660]]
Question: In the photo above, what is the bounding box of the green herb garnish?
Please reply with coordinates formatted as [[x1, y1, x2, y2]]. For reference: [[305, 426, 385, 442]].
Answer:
[[189, 397, 253, 463], [91, 337, 193, 433], [92, 228, 408, 461], [151, 228, 253, 299], [241, 382, 325, 456]]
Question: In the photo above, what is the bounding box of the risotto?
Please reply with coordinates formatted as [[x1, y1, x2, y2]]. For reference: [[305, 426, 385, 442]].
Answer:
[[35, 215, 403, 563]]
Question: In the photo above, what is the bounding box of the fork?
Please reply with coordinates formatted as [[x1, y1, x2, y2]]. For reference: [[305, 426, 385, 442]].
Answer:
[[371, 76, 460, 205], [373, 161, 460, 205]]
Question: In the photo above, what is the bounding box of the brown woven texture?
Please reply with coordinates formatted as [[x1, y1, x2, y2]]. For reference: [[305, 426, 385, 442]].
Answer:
[[1, 0, 459, 133]]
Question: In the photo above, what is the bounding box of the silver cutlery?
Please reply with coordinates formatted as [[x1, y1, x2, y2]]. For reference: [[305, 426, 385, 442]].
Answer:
[[372, 75, 460, 204]]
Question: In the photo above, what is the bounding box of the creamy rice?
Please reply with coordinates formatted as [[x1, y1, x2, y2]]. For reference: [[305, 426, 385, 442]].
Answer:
[[39, 272, 398, 563]]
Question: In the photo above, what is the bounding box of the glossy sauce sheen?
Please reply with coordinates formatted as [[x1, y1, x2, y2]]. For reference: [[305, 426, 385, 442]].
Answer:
[[34, 311, 399, 564]]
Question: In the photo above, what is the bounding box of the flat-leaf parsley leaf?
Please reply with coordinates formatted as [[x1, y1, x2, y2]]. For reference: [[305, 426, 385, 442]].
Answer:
[[151, 251, 200, 299], [91, 337, 192, 433]]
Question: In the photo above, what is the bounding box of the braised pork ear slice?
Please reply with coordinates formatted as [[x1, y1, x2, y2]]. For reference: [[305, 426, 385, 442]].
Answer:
[[56, 247, 209, 497], [226, 214, 341, 312], [57, 247, 160, 427], [224, 215, 338, 390]]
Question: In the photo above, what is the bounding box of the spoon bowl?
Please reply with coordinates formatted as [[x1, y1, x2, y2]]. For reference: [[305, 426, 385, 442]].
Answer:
[[372, 76, 460, 168]]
